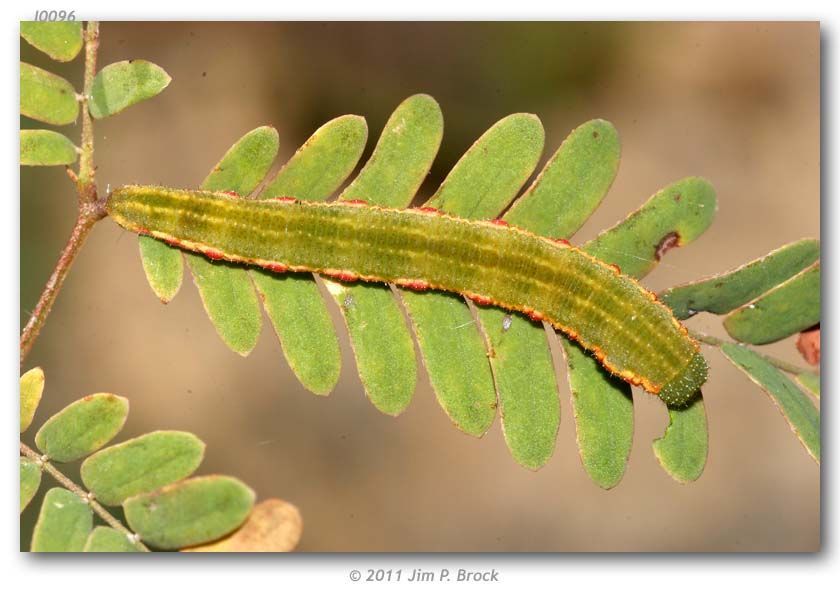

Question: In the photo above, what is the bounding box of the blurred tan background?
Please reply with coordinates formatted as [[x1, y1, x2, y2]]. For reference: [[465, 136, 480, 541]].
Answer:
[[20, 22, 820, 551]]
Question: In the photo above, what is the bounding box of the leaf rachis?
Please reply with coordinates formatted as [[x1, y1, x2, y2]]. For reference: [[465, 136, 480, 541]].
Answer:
[[107, 185, 708, 406]]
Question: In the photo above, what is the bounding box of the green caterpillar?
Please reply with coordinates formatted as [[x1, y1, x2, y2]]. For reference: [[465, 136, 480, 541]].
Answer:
[[107, 185, 708, 407]]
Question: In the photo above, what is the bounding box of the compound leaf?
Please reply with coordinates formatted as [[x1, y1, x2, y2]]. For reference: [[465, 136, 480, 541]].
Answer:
[[661, 239, 821, 319], [83, 526, 141, 552], [20, 457, 41, 512], [182, 498, 302, 552], [20, 366, 44, 433], [722, 343, 820, 462], [31, 488, 92, 552], [20, 129, 77, 166], [724, 262, 820, 345], [20, 21, 84, 62], [35, 393, 128, 462], [20, 62, 79, 125], [124, 475, 255, 550], [89, 60, 171, 119], [81, 431, 205, 506]]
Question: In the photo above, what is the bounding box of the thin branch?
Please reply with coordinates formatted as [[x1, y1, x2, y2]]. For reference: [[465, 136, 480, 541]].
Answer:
[[687, 327, 818, 377], [20, 21, 105, 366], [77, 21, 99, 191], [20, 213, 98, 364], [20, 442, 149, 551]]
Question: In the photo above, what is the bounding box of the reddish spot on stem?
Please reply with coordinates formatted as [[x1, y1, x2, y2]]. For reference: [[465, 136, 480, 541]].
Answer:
[[490, 218, 510, 227], [327, 270, 359, 283], [553, 238, 572, 247], [274, 196, 297, 203], [204, 249, 225, 261], [398, 279, 430, 292], [265, 263, 288, 274], [340, 199, 368, 206], [610, 263, 622, 275], [417, 206, 443, 214], [467, 292, 494, 306], [655, 232, 681, 261]]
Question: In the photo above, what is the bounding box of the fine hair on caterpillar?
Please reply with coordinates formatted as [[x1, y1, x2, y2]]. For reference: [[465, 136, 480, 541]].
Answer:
[[107, 185, 709, 407]]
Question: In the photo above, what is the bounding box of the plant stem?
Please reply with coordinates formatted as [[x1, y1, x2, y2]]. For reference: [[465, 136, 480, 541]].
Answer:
[[20, 21, 106, 366], [20, 213, 99, 364], [687, 327, 817, 377], [20, 441, 149, 552]]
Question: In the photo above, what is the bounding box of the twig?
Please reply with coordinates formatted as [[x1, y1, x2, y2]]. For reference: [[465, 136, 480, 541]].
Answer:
[[20, 441, 149, 551], [687, 327, 818, 377], [20, 21, 106, 366]]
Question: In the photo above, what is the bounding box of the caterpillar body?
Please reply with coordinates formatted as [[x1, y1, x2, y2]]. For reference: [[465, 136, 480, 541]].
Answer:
[[107, 185, 708, 407]]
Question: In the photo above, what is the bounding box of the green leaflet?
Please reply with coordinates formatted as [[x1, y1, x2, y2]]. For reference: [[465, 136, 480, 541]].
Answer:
[[724, 262, 820, 345], [124, 475, 255, 550], [89, 60, 171, 119], [31, 488, 92, 552], [81, 431, 205, 506], [20, 366, 44, 432], [20, 129, 78, 166], [20, 62, 79, 125], [652, 393, 708, 483], [35, 393, 128, 462], [252, 115, 368, 396], [585, 177, 717, 279], [139, 235, 184, 303], [402, 113, 545, 436], [20, 457, 41, 512], [326, 94, 443, 414], [84, 526, 141, 552], [183, 126, 280, 355], [20, 21, 84, 62], [721, 343, 820, 462], [505, 119, 620, 238], [661, 239, 821, 319], [562, 340, 633, 489], [108, 186, 707, 407]]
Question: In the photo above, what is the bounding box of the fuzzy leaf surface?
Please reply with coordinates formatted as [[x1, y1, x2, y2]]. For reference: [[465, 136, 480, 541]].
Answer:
[[89, 60, 171, 119], [20, 62, 78, 125], [124, 475, 255, 550], [20, 129, 77, 166], [20, 21, 83, 62], [81, 431, 205, 506], [724, 262, 820, 345], [31, 488, 92, 552], [652, 393, 708, 483], [35, 393, 128, 462], [20, 457, 41, 513]]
